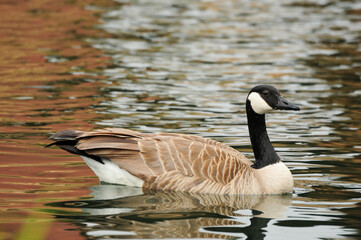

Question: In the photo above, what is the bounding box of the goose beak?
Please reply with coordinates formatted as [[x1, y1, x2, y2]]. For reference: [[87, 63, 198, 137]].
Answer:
[[274, 96, 300, 111]]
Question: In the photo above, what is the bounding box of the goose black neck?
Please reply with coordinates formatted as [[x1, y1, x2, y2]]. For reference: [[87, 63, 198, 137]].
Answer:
[[246, 100, 280, 169]]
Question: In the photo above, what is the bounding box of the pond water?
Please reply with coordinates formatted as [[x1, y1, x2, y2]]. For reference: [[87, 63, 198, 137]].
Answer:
[[0, 0, 360, 239]]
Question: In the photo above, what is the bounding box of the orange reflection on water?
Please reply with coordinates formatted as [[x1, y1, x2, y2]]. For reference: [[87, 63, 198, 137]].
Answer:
[[0, 0, 115, 239]]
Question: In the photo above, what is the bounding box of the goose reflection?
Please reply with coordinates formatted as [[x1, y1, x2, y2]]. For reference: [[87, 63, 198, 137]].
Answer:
[[52, 185, 292, 239]]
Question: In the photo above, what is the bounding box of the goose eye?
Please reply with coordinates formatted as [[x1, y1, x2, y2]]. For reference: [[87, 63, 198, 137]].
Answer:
[[262, 90, 269, 96]]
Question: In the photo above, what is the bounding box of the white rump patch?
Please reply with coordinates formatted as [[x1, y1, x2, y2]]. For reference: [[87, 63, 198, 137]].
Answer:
[[248, 92, 273, 114], [81, 156, 144, 187]]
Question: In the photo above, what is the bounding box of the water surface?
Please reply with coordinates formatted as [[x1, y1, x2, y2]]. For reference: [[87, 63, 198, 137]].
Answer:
[[0, 0, 360, 239]]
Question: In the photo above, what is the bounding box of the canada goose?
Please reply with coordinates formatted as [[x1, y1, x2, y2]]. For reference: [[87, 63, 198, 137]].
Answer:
[[48, 85, 300, 194]]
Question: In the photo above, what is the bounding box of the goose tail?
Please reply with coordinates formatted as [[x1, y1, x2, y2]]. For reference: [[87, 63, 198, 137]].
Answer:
[[46, 130, 103, 163]]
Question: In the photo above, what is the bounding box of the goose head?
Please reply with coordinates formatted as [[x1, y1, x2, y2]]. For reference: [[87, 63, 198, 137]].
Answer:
[[247, 85, 300, 115]]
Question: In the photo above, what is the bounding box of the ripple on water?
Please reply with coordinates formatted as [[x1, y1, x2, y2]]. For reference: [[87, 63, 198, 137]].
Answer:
[[84, 0, 361, 238], [1, 0, 360, 239]]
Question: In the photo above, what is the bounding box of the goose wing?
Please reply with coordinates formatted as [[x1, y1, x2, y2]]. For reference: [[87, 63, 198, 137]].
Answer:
[[50, 128, 252, 193]]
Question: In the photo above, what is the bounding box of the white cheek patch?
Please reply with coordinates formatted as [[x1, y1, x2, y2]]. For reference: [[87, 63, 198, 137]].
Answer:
[[248, 92, 273, 114]]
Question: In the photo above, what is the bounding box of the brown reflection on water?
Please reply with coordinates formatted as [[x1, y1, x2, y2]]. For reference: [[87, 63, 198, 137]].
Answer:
[[1, 0, 360, 239], [0, 0, 113, 132], [287, 3, 361, 237], [303, 40, 361, 238], [302, 26, 361, 179], [50, 186, 291, 239], [0, 0, 114, 239]]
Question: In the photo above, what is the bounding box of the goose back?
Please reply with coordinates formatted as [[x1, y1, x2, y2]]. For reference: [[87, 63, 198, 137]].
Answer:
[[51, 128, 258, 194]]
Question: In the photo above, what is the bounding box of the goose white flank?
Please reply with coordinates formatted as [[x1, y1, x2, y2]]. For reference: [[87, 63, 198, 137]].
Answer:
[[48, 85, 300, 195]]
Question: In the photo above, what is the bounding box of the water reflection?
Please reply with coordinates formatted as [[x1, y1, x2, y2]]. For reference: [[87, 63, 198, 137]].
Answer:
[[50, 184, 292, 238], [87, 0, 361, 238], [93, 0, 360, 190], [0, 0, 360, 239]]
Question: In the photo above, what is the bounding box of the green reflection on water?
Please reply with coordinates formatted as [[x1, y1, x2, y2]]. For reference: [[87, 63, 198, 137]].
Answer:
[[0, 0, 360, 239]]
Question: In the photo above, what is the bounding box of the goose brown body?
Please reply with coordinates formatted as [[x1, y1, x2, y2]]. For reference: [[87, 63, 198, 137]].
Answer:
[[50, 127, 293, 195], [48, 85, 299, 195]]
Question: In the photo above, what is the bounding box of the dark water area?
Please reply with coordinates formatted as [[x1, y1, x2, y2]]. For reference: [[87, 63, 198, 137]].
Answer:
[[0, 0, 360, 239]]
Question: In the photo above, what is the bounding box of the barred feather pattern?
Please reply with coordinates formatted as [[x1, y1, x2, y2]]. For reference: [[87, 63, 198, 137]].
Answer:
[[50, 128, 293, 194]]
